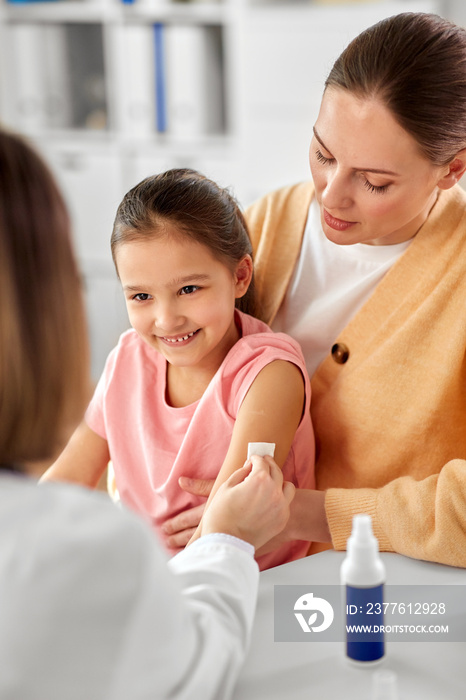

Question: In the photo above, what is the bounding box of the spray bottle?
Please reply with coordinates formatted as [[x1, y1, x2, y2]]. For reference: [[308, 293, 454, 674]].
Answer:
[[340, 514, 386, 663]]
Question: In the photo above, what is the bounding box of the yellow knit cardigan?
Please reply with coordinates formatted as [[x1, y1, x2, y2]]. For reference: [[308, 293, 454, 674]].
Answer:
[[245, 182, 466, 567]]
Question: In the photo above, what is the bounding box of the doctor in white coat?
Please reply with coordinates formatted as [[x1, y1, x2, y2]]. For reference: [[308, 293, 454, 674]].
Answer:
[[0, 129, 295, 700]]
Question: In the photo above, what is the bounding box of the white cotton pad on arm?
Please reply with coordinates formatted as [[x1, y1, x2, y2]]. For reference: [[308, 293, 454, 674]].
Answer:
[[247, 442, 276, 459]]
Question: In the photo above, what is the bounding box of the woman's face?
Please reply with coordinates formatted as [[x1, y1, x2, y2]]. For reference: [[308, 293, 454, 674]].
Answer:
[[309, 88, 449, 246]]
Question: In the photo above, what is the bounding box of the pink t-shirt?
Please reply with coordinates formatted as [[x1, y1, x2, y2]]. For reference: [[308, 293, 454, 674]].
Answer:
[[86, 310, 315, 570]]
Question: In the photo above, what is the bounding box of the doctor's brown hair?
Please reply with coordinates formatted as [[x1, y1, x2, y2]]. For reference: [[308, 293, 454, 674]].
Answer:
[[326, 12, 466, 165], [111, 168, 256, 316], [0, 131, 89, 467]]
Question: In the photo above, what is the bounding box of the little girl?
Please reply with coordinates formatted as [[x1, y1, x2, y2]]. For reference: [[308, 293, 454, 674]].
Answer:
[[43, 169, 315, 570]]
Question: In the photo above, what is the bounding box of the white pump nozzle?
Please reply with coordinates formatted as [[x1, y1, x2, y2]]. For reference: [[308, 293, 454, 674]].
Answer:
[[352, 514, 375, 543], [341, 514, 385, 587]]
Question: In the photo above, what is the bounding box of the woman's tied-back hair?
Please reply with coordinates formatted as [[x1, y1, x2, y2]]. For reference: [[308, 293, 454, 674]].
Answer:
[[0, 130, 89, 466], [326, 12, 466, 165], [111, 168, 256, 316]]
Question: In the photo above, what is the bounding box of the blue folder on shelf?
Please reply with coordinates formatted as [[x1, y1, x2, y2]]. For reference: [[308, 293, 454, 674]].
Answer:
[[154, 22, 167, 133]]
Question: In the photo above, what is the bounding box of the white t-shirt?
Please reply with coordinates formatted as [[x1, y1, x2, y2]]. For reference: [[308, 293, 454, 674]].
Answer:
[[272, 198, 411, 376]]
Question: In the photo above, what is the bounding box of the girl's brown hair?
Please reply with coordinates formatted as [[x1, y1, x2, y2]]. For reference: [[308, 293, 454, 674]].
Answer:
[[326, 12, 466, 165], [111, 168, 256, 316], [0, 131, 90, 467]]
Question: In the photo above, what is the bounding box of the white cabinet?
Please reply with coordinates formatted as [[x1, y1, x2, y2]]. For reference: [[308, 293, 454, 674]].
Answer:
[[38, 137, 129, 378], [41, 140, 123, 263]]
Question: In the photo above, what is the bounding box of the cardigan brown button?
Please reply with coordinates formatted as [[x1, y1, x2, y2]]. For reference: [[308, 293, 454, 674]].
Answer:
[[331, 343, 350, 364]]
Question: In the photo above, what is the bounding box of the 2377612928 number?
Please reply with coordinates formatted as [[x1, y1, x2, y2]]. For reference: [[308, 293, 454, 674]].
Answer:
[[364, 602, 446, 615]]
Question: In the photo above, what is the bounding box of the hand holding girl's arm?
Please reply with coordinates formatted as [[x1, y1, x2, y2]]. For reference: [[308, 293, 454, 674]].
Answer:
[[164, 477, 331, 550]]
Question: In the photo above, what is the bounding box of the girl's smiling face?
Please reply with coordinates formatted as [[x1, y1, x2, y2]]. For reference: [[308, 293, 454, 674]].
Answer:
[[309, 88, 451, 246], [115, 225, 252, 376]]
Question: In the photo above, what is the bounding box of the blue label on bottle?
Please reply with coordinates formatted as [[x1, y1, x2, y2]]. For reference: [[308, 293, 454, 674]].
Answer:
[[346, 584, 384, 662]]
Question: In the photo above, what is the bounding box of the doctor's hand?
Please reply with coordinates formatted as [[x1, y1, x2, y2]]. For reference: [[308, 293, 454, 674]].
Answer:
[[200, 455, 295, 550]]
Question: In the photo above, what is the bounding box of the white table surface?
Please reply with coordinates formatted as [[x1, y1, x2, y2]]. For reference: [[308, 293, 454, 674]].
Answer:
[[233, 551, 466, 700]]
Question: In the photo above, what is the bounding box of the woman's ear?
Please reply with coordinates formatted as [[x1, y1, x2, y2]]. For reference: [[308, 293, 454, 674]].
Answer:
[[234, 255, 254, 298], [437, 149, 466, 190]]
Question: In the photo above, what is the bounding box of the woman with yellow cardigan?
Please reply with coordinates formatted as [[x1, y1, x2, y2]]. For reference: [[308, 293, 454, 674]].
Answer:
[[164, 12, 466, 568]]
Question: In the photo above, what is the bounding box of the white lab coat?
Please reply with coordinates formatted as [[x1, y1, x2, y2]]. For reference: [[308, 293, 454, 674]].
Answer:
[[0, 474, 259, 700]]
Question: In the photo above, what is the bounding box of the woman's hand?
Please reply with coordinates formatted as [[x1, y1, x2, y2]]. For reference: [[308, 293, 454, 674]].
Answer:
[[200, 455, 295, 550], [255, 487, 331, 552], [162, 477, 214, 548]]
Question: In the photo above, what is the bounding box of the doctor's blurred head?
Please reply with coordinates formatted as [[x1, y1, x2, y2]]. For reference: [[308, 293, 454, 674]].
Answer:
[[0, 130, 89, 470]]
